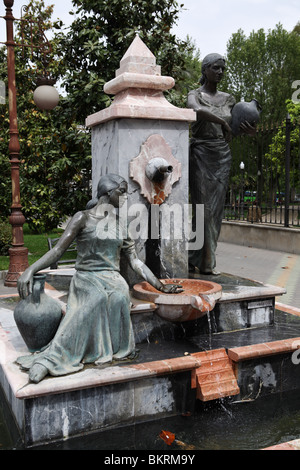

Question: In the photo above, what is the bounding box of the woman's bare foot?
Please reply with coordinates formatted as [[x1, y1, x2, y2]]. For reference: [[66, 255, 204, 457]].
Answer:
[[29, 363, 48, 383]]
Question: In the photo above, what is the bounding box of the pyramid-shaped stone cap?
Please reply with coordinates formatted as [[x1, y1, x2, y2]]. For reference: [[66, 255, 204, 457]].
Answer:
[[104, 34, 174, 95], [116, 34, 161, 76], [86, 35, 196, 127]]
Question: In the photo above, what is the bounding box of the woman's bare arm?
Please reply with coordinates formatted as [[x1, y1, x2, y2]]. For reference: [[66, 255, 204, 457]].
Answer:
[[17, 211, 87, 298], [125, 251, 183, 294]]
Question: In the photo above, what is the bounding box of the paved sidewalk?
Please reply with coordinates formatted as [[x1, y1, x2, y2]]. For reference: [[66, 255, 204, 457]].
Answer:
[[0, 241, 299, 309], [216, 242, 300, 309]]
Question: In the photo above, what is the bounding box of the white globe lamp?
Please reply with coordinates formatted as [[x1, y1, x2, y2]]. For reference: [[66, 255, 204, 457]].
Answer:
[[33, 78, 59, 110]]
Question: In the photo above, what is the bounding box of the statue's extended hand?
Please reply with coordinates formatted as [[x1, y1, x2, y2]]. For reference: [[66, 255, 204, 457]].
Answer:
[[17, 269, 34, 299], [159, 283, 184, 294], [240, 121, 256, 136]]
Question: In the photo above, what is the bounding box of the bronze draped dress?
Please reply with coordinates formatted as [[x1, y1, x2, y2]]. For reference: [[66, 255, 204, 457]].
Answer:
[[188, 89, 235, 273], [16, 212, 136, 376]]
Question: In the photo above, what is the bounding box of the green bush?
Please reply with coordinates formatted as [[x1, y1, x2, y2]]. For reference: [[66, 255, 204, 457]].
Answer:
[[0, 220, 12, 255]]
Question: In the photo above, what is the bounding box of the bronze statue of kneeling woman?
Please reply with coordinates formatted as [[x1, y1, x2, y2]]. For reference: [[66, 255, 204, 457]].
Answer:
[[16, 174, 182, 383]]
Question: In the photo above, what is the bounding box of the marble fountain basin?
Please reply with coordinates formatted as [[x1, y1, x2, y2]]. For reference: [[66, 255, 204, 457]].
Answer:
[[133, 279, 222, 322]]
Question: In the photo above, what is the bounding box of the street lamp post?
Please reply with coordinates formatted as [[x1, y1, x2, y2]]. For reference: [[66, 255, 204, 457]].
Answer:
[[2, 0, 59, 287], [3, 0, 29, 287], [240, 161, 245, 220]]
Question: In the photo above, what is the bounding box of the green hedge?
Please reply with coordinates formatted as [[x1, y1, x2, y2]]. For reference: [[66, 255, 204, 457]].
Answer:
[[0, 220, 12, 256]]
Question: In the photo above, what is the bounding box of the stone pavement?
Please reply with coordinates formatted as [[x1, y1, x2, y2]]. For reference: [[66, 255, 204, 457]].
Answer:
[[216, 242, 300, 309], [0, 275, 18, 297], [0, 241, 299, 309]]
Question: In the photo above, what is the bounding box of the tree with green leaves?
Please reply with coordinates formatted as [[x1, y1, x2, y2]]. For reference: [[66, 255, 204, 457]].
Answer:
[[264, 100, 300, 200], [0, 0, 91, 232], [1, 0, 202, 233], [58, 0, 201, 122], [221, 24, 300, 123]]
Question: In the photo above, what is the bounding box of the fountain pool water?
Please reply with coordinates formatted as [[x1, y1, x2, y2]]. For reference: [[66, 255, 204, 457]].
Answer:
[[2, 387, 300, 450]]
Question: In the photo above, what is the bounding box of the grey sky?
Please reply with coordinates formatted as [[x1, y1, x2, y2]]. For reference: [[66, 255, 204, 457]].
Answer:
[[174, 0, 299, 57], [1, 0, 299, 59]]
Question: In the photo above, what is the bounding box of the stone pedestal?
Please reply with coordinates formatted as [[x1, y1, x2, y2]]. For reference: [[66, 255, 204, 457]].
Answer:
[[0, 270, 291, 448], [86, 35, 196, 282]]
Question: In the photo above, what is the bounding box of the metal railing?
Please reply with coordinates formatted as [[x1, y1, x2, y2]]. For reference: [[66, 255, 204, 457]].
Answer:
[[224, 115, 300, 228]]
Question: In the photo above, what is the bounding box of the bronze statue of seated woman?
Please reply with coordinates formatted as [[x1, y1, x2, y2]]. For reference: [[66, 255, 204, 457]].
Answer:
[[16, 173, 182, 383]]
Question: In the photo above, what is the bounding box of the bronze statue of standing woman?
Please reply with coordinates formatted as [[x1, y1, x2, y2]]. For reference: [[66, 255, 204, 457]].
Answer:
[[188, 53, 255, 275]]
